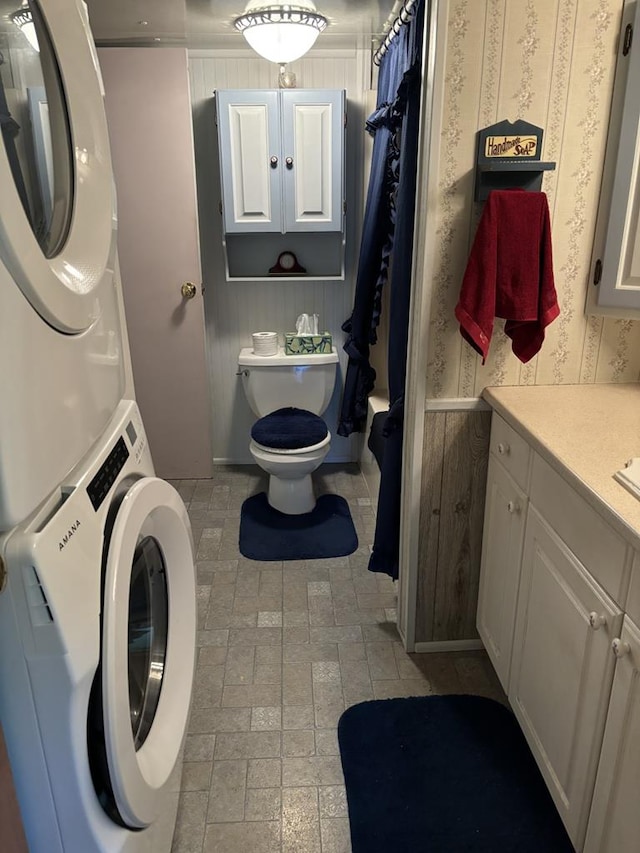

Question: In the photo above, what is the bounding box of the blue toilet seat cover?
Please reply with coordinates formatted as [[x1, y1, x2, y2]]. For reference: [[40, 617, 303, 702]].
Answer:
[[251, 407, 328, 450]]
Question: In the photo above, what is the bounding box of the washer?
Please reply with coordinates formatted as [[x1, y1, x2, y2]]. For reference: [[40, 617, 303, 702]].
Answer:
[[0, 399, 196, 852], [0, 0, 130, 531]]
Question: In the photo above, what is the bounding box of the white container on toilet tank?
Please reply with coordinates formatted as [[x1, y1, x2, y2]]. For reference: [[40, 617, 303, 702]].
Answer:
[[237, 347, 339, 514]]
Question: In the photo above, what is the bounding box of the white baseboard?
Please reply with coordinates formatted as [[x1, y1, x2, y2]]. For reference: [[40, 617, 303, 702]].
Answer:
[[413, 639, 485, 653]]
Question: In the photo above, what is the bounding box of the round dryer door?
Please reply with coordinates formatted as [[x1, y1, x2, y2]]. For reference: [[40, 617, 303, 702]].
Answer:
[[101, 477, 196, 829], [0, 0, 114, 332]]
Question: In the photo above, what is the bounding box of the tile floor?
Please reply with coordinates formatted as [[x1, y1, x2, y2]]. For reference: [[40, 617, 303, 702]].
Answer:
[[169, 463, 505, 853]]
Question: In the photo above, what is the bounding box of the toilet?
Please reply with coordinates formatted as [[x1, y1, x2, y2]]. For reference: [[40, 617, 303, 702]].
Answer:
[[238, 346, 339, 515]]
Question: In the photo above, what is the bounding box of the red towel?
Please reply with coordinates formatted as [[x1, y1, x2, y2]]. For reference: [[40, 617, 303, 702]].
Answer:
[[454, 189, 560, 364]]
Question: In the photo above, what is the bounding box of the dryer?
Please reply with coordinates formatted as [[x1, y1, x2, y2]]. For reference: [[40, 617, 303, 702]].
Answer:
[[0, 0, 130, 531], [0, 398, 196, 852]]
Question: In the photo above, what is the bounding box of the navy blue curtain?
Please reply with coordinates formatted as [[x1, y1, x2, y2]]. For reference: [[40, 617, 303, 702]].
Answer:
[[338, 1, 425, 580]]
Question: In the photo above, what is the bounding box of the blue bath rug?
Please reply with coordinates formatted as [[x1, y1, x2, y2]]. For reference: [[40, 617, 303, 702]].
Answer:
[[338, 695, 574, 853], [239, 492, 358, 561]]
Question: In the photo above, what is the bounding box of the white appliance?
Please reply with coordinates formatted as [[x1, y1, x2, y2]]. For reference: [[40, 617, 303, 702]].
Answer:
[[0, 398, 196, 852], [0, 0, 131, 531]]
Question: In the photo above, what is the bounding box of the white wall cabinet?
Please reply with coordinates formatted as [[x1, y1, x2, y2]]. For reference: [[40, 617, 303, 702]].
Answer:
[[588, 0, 640, 316], [215, 89, 345, 235], [478, 411, 639, 851]]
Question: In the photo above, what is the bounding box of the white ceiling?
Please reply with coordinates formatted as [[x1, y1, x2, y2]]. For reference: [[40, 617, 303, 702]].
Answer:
[[84, 0, 396, 51]]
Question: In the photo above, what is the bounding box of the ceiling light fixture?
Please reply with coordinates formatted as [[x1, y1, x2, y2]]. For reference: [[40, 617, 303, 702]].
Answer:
[[10, 4, 39, 52], [234, 1, 328, 64]]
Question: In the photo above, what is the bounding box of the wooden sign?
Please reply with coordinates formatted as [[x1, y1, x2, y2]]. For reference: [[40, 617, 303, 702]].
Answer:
[[474, 118, 554, 201]]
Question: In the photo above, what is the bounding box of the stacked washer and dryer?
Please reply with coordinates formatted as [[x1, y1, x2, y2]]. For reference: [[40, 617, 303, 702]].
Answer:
[[0, 1, 196, 850]]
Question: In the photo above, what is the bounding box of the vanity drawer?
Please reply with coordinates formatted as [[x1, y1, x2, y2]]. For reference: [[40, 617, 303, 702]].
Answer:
[[489, 414, 531, 490], [530, 454, 630, 603]]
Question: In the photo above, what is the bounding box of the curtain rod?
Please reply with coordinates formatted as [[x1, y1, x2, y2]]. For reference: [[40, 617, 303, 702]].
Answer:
[[373, 0, 417, 66]]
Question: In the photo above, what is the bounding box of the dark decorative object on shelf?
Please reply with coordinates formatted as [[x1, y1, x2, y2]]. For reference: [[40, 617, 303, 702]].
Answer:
[[474, 119, 556, 201], [269, 250, 306, 276]]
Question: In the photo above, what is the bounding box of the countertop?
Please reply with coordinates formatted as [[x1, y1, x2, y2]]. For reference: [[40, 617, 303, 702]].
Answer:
[[482, 383, 640, 548]]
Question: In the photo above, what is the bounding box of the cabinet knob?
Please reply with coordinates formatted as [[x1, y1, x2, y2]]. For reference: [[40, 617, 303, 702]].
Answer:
[[497, 442, 510, 456], [588, 611, 606, 630], [270, 155, 278, 168], [285, 156, 294, 169], [506, 501, 520, 514], [612, 638, 631, 658]]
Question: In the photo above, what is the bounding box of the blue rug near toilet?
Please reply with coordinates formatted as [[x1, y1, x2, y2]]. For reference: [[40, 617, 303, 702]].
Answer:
[[239, 492, 358, 561], [338, 695, 574, 853]]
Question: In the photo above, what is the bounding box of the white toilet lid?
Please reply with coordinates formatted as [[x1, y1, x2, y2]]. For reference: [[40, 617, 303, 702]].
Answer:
[[250, 433, 331, 455]]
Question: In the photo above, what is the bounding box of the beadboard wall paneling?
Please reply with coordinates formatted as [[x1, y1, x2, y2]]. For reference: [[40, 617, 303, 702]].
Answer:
[[424, 0, 640, 399], [415, 409, 491, 643], [188, 50, 370, 463]]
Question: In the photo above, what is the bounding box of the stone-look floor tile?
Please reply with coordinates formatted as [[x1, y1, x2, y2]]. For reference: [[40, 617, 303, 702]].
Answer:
[[254, 662, 282, 685], [320, 818, 352, 853], [224, 646, 256, 686], [309, 626, 363, 645], [283, 730, 316, 757], [282, 757, 344, 787], [308, 581, 332, 596], [191, 667, 224, 709], [283, 661, 313, 706], [222, 684, 281, 708], [257, 610, 283, 627], [181, 761, 213, 792], [203, 821, 280, 853], [283, 610, 309, 627], [188, 707, 251, 734], [385, 607, 397, 622], [337, 643, 366, 663], [372, 679, 433, 699], [251, 706, 282, 731], [198, 645, 227, 668], [229, 627, 282, 646], [245, 787, 281, 822], [284, 626, 311, 644], [283, 705, 315, 730], [361, 622, 400, 643], [284, 644, 339, 663], [207, 760, 247, 823], [247, 758, 282, 789], [214, 731, 281, 760], [318, 785, 348, 819], [365, 642, 400, 680], [314, 729, 339, 756], [282, 787, 321, 853], [314, 701, 345, 730], [255, 645, 281, 666], [357, 592, 397, 610], [197, 629, 229, 649], [172, 790, 208, 853], [340, 659, 374, 705], [184, 734, 216, 763], [312, 661, 341, 684]]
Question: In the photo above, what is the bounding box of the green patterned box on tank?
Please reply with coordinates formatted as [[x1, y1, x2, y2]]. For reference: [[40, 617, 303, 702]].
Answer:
[[284, 333, 333, 355]]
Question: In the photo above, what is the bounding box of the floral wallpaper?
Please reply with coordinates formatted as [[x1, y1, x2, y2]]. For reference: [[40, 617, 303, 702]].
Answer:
[[424, 0, 640, 398]]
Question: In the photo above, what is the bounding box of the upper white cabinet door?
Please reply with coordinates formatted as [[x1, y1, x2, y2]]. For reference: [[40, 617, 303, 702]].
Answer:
[[589, 0, 640, 315], [510, 507, 623, 848], [281, 90, 345, 232], [216, 90, 282, 233], [584, 616, 640, 853]]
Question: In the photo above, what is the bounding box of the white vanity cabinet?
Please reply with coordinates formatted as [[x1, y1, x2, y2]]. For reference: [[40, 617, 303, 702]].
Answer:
[[215, 89, 345, 235], [478, 403, 639, 851], [584, 615, 640, 853], [477, 417, 529, 691]]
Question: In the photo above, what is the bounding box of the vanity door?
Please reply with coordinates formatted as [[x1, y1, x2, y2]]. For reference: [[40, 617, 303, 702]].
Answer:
[[509, 507, 623, 848]]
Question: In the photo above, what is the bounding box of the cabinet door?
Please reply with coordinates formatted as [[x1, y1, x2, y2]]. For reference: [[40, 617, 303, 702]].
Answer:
[[477, 457, 527, 692], [216, 90, 282, 233], [584, 617, 640, 853], [510, 507, 623, 848], [281, 90, 345, 232], [589, 0, 640, 315]]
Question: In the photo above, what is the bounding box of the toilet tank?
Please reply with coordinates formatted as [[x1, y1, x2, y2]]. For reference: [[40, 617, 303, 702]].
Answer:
[[238, 347, 338, 417]]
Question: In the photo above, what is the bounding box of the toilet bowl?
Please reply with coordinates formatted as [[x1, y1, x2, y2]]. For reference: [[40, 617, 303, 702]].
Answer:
[[238, 348, 339, 515]]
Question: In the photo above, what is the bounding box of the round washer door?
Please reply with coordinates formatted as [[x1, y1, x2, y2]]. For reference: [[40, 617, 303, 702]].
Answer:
[[101, 477, 196, 829], [0, 0, 114, 332]]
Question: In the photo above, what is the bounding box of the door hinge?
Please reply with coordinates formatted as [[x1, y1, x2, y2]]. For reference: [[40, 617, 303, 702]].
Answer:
[[344, 112, 347, 128], [594, 259, 603, 286], [623, 23, 633, 56], [343, 200, 347, 214], [218, 200, 223, 215]]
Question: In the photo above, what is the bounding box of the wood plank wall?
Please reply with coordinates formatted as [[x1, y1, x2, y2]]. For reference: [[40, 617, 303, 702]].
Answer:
[[415, 409, 491, 642]]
